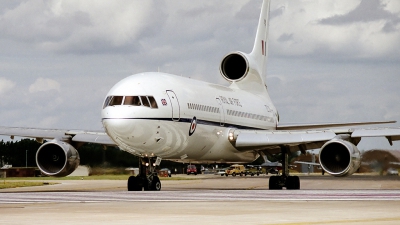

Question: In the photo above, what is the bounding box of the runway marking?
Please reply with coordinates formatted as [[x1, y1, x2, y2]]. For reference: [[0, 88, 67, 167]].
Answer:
[[278, 217, 400, 225], [1, 190, 400, 204]]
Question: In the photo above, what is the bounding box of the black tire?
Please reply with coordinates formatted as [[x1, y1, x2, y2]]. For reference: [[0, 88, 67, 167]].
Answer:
[[127, 176, 142, 191], [286, 176, 300, 190], [225, 173, 228, 177], [232, 172, 236, 177], [269, 176, 282, 190], [221, 174, 224, 176], [150, 176, 161, 191]]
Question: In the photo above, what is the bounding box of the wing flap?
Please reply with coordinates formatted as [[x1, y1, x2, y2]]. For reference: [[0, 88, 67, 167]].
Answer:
[[351, 128, 400, 144], [351, 128, 400, 138]]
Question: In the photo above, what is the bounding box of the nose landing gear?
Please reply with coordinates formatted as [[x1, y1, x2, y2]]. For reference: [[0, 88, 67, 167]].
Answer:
[[128, 157, 161, 191]]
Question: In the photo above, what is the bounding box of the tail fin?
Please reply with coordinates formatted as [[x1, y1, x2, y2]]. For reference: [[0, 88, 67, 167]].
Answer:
[[250, 0, 271, 84], [220, 0, 271, 93]]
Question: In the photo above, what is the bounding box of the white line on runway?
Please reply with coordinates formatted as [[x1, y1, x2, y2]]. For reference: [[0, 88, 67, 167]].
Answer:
[[1, 190, 400, 204]]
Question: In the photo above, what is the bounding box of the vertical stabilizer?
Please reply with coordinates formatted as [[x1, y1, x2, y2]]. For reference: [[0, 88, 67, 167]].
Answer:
[[250, 0, 271, 84], [219, 0, 271, 93]]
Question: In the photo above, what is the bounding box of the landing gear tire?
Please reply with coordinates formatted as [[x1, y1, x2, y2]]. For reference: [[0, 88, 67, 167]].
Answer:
[[286, 176, 300, 190], [150, 176, 161, 191], [269, 176, 282, 190], [127, 176, 142, 191]]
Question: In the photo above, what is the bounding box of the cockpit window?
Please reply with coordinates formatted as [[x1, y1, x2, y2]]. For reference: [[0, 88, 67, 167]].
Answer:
[[103, 96, 112, 109], [124, 96, 141, 106], [109, 96, 123, 106], [140, 96, 150, 107], [148, 96, 158, 108], [104, 95, 158, 109]]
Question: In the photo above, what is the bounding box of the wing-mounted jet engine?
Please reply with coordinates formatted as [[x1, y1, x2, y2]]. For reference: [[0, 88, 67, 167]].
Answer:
[[319, 137, 361, 177], [36, 140, 80, 177]]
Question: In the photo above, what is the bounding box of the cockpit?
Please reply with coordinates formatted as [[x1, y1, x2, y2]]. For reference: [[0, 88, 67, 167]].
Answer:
[[103, 96, 158, 109]]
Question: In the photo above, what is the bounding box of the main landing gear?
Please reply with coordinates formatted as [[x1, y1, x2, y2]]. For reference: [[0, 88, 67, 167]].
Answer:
[[127, 157, 161, 191], [268, 146, 300, 190]]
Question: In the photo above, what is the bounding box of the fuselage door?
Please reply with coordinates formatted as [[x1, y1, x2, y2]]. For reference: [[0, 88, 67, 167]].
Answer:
[[166, 90, 180, 121], [216, 98, 225, 126]]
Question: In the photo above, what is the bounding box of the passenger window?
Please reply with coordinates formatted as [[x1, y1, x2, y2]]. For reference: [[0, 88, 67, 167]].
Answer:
[[124, 96, 141, 106], [148, 96, 158, 108], [109, 96, 123, 106], [141, 96, 150, 107]]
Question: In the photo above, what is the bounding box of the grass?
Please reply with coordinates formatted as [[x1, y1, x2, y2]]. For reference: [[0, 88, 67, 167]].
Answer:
[[0, 181, 55, 189]]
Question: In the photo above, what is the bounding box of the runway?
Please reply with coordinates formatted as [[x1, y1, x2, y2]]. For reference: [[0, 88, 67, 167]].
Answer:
[[1, 190, 400, 203], [1, 175, 400, 225]]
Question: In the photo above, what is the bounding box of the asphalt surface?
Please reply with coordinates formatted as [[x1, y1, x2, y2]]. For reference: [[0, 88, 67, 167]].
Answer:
[[1, 174, 400, 225]]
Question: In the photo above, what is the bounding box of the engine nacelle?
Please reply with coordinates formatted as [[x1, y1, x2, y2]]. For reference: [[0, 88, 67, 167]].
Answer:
[[36, 140, 80, 177], [220, 52, 250, 82], [319, 139, 361, 177]]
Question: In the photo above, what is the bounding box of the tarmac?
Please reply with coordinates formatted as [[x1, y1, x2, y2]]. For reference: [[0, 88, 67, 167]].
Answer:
[[1, 174, 400, 225]]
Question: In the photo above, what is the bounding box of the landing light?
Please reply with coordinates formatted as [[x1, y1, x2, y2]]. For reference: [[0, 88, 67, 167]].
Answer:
[[228, 131, 234, 141], [145, 163, 149, 167]]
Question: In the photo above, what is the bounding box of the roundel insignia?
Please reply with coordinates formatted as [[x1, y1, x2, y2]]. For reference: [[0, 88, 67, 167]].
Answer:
[[189, 117, 197, 136]]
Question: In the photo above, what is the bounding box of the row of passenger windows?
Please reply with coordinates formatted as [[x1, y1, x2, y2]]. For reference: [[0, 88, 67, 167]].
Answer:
[[103, 96, 158, 109], [227, 109, 270, 121], [187, 103, 220, 113]]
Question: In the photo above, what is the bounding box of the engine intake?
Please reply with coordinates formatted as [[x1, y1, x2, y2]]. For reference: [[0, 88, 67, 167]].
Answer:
[[319, 139, 361, 177], [220, 52, 249, 82], [36, 140, 80, 177]]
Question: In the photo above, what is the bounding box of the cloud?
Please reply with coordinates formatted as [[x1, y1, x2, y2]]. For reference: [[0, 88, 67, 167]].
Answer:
[[0, 0, 166, 54], [319, 0, 400, 33], [29, 78, 60, 93], [268, 0, 400, 61], [0, 77, 15, 95]]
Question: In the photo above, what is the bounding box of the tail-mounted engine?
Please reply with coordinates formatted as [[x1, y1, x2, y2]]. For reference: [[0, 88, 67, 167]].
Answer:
[[219, 51, 266, 92], [36, 140, 80, 177], [319, 138, 361, 177], [220, 52, 249, 82]]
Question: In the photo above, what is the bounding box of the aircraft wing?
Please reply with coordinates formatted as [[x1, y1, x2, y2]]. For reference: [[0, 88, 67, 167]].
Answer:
[[0, 126, 116, 146], [232, 124, 400, 153], [277, 120, 396, 130], [235, 130, 336, 148]]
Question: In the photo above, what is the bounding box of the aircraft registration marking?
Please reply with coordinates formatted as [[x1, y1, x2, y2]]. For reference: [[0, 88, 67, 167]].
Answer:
[[219, 96, 242, 107]]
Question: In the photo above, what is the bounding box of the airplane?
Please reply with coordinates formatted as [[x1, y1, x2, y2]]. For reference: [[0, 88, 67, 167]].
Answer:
[[1, 0, 400, 190]]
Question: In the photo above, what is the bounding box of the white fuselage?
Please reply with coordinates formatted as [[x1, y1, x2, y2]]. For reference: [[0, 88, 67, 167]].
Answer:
[[101, 72, 278, 163]]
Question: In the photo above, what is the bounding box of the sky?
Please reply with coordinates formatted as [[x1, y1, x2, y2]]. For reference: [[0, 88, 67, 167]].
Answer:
[[0, 0, 399, 151]]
